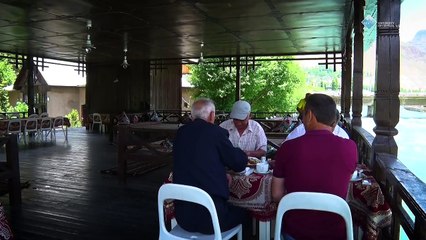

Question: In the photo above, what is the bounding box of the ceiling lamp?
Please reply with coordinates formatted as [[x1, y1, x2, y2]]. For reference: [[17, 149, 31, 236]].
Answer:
[[82, 20, 96, 54], [121, 32, 130, 69], [83, 35, 96, 53], [199, 42, 204, 64]]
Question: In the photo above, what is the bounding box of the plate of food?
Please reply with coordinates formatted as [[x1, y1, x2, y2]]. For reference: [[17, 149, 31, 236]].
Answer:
[[247, 157, 260, 167]]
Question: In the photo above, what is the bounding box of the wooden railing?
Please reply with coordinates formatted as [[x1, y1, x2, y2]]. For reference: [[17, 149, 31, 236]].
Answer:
[[351, 125, 426, 239], [0, 112, 28, 119], [106, 110, 297, 125]]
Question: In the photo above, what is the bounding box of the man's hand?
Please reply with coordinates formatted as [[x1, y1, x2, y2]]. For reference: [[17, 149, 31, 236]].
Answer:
[[245, 149, 267, 158]]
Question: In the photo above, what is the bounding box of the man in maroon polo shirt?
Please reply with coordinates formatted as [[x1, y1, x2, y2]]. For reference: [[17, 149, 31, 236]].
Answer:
[[272, 93, 357, 240]]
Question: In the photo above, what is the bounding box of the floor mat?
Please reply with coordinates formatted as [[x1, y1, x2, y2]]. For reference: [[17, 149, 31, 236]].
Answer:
[[100, 157, 170, 176]]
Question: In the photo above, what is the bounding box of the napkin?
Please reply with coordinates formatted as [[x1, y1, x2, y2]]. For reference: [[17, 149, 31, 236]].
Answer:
[[239, 167, 254, 176]]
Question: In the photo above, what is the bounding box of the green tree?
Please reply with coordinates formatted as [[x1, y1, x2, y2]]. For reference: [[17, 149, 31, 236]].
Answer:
[[306, 66, 341, 90], [190, 62, 237, 111], [331, 77, 340, 90], [65, 109, 82, 127], [7, 101, 28, 116], [189, 58, 306, 112], [0, 58, 16, 112]]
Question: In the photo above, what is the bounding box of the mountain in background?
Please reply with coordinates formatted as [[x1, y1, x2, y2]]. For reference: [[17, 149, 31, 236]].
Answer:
[[401, 30, 426, 90], [364, 29, 426, 91]]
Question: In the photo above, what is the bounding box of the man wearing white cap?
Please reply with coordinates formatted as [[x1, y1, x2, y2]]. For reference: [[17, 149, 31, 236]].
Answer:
[[219, 100, 267, 158]]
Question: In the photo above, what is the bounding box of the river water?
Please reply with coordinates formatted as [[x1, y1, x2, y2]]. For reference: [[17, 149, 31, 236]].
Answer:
[[359, 106, 424, 239], [360, 106, 426, 183]]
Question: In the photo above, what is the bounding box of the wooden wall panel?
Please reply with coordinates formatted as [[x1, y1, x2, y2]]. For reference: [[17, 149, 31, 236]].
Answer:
[[150, 60, 182, 110], [86, 60, 150, 115]]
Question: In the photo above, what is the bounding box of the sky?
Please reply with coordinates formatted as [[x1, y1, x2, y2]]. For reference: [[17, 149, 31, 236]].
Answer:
[[400, 0, 426, 42], [39, 59, 86, 87], [298, 0, 426, 69]]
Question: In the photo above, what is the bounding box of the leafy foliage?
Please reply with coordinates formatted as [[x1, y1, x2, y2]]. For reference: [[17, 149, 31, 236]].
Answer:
[[66, 109, 82, 127], [7, 101, 28, 114], [305, 66, 341, 90], [0, 58, 16, 112], [189, 57, 306, 112]]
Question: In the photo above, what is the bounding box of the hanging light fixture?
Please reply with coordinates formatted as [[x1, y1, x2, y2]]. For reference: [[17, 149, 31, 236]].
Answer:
[[199, 42, 204, 64], [82, 19, 96, 54], [121, 32, 130, 69]]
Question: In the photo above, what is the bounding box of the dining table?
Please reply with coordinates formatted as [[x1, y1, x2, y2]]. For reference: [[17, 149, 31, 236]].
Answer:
[[228, 170, 276, 240], [116, 122, 181, 181], [347, 164, 393, 240], [163, 163, 392, 240]]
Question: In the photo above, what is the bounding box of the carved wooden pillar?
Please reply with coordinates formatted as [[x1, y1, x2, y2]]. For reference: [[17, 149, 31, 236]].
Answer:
[[372, 0, 400, 157], [342, 33, 353, 118], [351, 0, 364, 126]]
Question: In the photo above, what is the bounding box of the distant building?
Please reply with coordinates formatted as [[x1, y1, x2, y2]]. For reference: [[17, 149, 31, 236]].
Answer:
[[8, 60, 86, 118], [181, 64, 195, 110]]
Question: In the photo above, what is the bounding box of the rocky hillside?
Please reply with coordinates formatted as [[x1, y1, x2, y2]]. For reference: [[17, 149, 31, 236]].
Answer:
[[364, 29, 426, 91], [401, 30, 426, 90]]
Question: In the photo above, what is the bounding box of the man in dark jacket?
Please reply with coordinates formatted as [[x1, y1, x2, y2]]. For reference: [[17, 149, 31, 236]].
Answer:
[[173, 98, 248, 234]]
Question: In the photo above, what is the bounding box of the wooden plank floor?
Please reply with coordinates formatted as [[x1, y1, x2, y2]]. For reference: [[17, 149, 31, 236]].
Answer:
[[0, 128, 173, 240]]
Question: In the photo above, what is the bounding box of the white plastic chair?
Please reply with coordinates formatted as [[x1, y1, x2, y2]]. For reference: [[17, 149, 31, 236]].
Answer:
[[274, 192, 354, 240], [0, 120, 7, 135], [52, 117, 68, 140], [39, 117, 52, 141], [7, 119, 22, 142], [90, 113, 104, 133], [158, 183, 243, 240], [24, 118, 39, 144]]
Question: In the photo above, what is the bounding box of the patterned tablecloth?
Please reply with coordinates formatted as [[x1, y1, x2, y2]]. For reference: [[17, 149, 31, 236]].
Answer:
[[228, 172, 277, 221], [164, 171, 276, 222], [347, 164, 392, 240]]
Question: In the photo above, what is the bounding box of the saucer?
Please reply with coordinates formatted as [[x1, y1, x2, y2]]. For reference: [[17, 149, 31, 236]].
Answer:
[[350, 175, 363, 182], [254, 170, 271, 175]]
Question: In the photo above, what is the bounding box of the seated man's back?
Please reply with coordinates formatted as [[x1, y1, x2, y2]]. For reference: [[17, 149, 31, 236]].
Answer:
[[173, 98, 248, 234], [272, 94, 357, 239]]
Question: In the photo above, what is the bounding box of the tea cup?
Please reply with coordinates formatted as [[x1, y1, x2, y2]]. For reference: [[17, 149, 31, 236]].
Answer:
[[256, 162, 269, 173], [351, 170, 359, 180]]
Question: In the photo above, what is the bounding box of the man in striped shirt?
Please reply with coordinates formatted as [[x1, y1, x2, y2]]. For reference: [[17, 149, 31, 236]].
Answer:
[[219, 100, 267, 158]]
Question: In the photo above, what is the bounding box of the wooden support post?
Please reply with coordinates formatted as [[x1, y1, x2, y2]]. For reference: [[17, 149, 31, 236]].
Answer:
[[5, 134, 21, 206], [235, 56, 241, 101], [342, 33, 353, 118], [27, 56, 35, 115], [372, 1, 401, 236], [351, 0, 365, 126], [117, 125, 128, 183], [372, 0, 400, 156]]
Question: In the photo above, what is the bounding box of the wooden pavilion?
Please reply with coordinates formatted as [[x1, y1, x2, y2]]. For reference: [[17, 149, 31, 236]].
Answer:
[[0, 0, 424, 239], [13, 61, 49, 114]]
